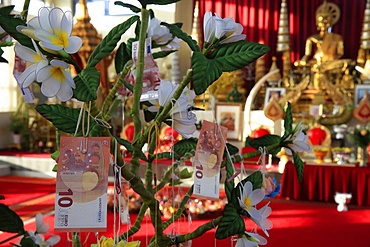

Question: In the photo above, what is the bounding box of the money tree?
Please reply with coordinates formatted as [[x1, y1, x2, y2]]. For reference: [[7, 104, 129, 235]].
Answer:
[[0, 0, 310, 246]]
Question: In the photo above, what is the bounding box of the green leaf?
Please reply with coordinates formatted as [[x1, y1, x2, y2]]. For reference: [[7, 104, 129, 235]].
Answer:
[[35, 104, 100, 136], [20, 234, 37, 247], [225, 157, 236, 204], [0, 204, 24, 233], [191, 41, 269, 95], [87, 15, 139, 68], [115, 42, 130, 74], [179, 167, 193, 179], [114, 1, 141, 13], [73, 67, 100, 101], [0, 195, 4, 200], [162, 22, 200, 52], [115, 137, 133, 153], [126, 38, 137, 56], [282, 102, 293, 139], [292, 151, 304, 182], [224, 143, 239, 157], [51, 150, 60, 160], [0, 15, 33, 49], [155, 152, 177, 160], [249, 134, 281, 155], [0, 5, 14, 15], [52, 164, 58, 172], [138, 0, 180, 8], [215, 204, 245, 239], [143, 108, 156, 122], [208, 40, 270, 72], [173, 138, 198, 157], [152, 49, 176, 59], [0, 40, 13, 48], [36, 104, 79, 134], [192, 51, 223, 95]]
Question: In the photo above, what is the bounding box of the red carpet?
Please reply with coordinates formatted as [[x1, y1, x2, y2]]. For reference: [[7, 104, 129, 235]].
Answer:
[[2, 198, 370, 247], [0, 176, 56, 206], [2, 176, 370, 247]]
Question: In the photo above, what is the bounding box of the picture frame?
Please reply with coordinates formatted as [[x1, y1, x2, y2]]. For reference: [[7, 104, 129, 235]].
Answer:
[[264, 87, 286, 109], [354, 85, 370, 105], [309, 105, 323, 118], [215, 103, 242, 141]]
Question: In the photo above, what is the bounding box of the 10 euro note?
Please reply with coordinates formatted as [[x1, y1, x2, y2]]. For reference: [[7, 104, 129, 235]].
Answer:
[[193, 120, 227, 200], [54, 137, 110, 232]]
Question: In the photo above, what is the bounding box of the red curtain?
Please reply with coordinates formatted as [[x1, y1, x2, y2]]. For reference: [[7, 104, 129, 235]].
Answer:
[[196, 0, 366, 69]]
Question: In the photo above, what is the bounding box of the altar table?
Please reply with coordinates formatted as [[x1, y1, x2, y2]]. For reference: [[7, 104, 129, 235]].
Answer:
[[280, 162, 370, 206]]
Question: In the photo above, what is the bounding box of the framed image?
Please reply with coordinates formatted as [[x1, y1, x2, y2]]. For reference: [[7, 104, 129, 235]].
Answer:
[[354, 85, 370, 105], [264, 87, 286, 109], [309, 105, 323, 118], [215, 103, 242, 141]]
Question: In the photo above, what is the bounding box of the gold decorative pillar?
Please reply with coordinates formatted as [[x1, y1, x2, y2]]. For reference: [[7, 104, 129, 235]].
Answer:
[[359, 0, 370, 67], [276, 0, 291, 87]]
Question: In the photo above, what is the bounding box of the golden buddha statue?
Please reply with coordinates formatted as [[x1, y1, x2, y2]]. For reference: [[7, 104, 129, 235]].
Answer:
[[281, 1, 355, 125], [296, 1, 343, 66], [294, 1, 347, 89]]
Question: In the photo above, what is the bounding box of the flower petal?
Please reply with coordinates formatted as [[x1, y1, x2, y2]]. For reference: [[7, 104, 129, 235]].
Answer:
[[19, 65, 37, 87], [38, 7, 52, 32], [242, 181, 253, 195], [249, 188, 265, 205], [247, 206, 262, 221], [65, 36, 82, 54], [49, 8, 64, 31], [41, 77, 61, 97], [37, 65, 52, 82], [14, 43, 37, 62], [56, 79, 74, 102], [61, 11, 73, 36], [46, 235, 61, 246]]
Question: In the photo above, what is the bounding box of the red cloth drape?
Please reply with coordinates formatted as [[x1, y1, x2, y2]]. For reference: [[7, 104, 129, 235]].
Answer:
[[196, 0, 366, 69], [281, 162, 370, 206]]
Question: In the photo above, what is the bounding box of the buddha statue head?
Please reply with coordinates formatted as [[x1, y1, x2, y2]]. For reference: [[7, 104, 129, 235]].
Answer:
[[315, 1, 340, 33]]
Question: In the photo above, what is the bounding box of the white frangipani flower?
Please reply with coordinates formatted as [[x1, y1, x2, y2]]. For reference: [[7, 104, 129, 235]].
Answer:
[[171, 111, 197, 138], [16, 7, 49, 40], [14, 41, 49, 88], [35, 213, 50, 234], [148, 80, 195, 114], [148, 80, 197, 137], [37, 59, 75, 102], [203, 12, 216, 43], [214, 15, 239, 39], [30, 232, 61, 247], [18, 7, 82, 54], [237, 181, 265, 221], [203, 12, 246, 45], [284, 124, 312, 155], [35, 7, 82, 54], [235, 232, 267, 247], [147, 17, 173, 45], [219, 23, 246, 44], [162, 37, 182, 51], [251, 202, 272, 237]]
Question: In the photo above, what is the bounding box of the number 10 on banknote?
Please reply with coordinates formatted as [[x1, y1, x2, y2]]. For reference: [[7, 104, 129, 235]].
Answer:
[[54, 137, 110, 232]]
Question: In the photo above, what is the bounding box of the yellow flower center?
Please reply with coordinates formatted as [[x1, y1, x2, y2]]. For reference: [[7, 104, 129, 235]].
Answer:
[[50, 66, 65, 82], [52, 29, 69, 48], [243, 196, 251, 210]]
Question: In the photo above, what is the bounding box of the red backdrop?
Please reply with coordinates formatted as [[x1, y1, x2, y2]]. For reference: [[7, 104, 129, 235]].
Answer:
[[195, 0, 366, 69]]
